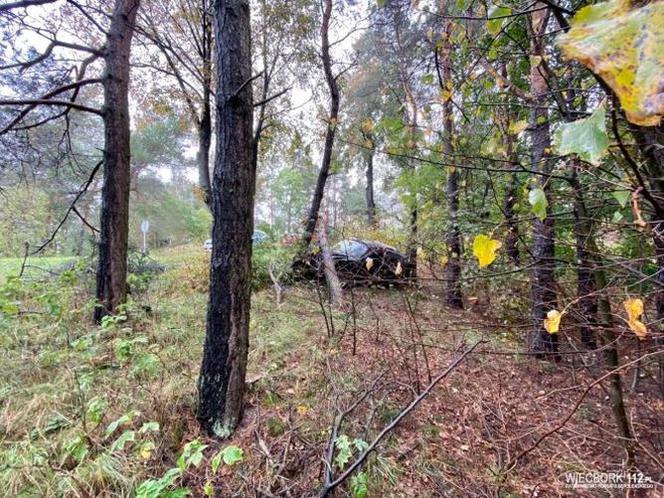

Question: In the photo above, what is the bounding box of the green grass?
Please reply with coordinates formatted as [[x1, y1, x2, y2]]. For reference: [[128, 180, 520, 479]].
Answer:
[[0, 244, 325, 496], [0, 255, 74, 284]]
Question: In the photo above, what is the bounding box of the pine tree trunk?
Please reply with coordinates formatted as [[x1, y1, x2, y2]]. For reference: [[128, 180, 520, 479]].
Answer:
[[298, 0, 338, 257], [528, 8, 557, 355], [197, 0, 254, 437], [94, 0, 140, 323], [439, 21, 462, 308], [196, 2, 213, 207]]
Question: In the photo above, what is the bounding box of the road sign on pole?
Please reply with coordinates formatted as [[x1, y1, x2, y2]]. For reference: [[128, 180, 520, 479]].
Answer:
[[140, 220, 150, 253]]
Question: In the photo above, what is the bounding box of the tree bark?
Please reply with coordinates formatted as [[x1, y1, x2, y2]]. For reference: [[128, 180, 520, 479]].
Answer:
[[362, 131, 376, 226], [502, 119, 520, 264], [631, 123, 664, 393], [94, 0, 140, 322], [197, 0, 254, 437], [439, 20, 463, 309], [528, 8, 558, 355], [197, 5, 213, 207], [317, 212, 342, 308], [297, 0, 339, 257], [570, 162, 597, 349], [589, 238, 635, 467]]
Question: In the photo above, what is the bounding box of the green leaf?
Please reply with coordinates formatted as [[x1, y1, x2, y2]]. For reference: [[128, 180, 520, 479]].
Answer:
[[110, 430, 136, 451], [613, 190, 630, 208], [105, 410, 140, 439], [86, 396, 107, 424], [557, 0, 664, 126], [487, 6, 511, 36], [136, 468, 183, 498], [219, 444, 244, 466], [377, 0, 386, 7], [210, 452, 223, 474], [554, 104, 609, 165], [334, 434, 353, 468], [63, 434, 88, 464], [420, 73, 435, 85], [203, 481, 214, 497], [528, 188, 548, 221], [177, 439, 207, 471], [351, 471, 369, 498]]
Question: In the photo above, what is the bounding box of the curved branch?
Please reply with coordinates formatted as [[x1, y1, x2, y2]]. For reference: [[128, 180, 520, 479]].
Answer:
[[32, 159, 103, 255], [0, 0, 59, 12]]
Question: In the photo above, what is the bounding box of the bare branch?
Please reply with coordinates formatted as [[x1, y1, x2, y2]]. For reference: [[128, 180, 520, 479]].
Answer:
[[32, 159, 103, 255], [0, 0, 59, 12]]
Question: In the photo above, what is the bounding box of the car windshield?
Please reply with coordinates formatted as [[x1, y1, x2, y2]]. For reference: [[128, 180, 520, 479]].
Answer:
[[334, 240, 368, 259]]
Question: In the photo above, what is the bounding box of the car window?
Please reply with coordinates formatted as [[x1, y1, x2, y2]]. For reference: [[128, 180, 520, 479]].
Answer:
[[334, 240, 368, 259]]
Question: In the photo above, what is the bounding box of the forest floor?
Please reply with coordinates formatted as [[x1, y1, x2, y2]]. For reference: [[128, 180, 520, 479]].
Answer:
[[0, 245, 662, 497]]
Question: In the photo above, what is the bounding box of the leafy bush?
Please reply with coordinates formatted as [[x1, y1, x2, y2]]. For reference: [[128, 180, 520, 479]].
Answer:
[[251, 243, 294, 291], [127, 251, 165, 295]]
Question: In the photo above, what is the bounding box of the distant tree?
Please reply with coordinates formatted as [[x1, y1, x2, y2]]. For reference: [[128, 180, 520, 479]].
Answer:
[[297, 0, 341, 256]]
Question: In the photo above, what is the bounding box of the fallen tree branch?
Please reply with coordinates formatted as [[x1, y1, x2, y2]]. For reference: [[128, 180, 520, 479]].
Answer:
[[504, 349, 664, 473], [319, 339, 485, 497]]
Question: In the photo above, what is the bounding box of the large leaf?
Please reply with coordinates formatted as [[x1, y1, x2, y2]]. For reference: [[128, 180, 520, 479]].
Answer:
[[557, 0, 664, 126], [624, 297, 648, 340], [528, 188, 548, 221], [472, 234, 501, 268], [554, 104, 609, 165], [543, 310, 562, 334], [487, 6, 512, 36]]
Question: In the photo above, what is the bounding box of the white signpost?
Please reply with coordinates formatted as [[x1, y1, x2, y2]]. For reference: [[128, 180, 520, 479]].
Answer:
[[140, 219, 150, 253]]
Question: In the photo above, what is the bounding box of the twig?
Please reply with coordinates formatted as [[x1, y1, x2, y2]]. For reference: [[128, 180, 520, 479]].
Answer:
[[319, 340, 484, 497], [32, 159, 103, 255]]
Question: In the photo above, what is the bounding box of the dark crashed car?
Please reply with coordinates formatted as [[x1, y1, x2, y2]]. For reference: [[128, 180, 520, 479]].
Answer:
[[294, 239, 414, 285]]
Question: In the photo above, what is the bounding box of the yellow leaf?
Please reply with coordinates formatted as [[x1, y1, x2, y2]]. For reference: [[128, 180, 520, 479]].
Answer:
[[138, 442, 155, 461], [472, 234, 502, 268], [557, 0, 664, 126], [508, 119, 528, 135], [296, 405, 309, 416], [395, 261, 403, 276], [543, 309, 562, 334], [365, 257, 374, 271], [624, 297, 648, 340]]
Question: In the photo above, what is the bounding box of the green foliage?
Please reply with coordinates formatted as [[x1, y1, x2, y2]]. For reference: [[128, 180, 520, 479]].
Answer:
[[554, 104, 609, 165], [209, 445, 245, 475], [334, 435, 368, 469], [135, 468, 186, 498], [252, 243, 295, 291], [487, 6, 512, 35], [177, 439, 207, 471], [528, 188, 548, 221], [351, 471, 369, 498]]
